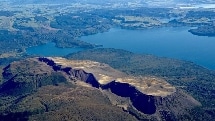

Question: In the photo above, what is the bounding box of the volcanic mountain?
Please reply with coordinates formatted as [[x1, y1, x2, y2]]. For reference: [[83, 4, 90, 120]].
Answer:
[[0, 57, 201, 121]]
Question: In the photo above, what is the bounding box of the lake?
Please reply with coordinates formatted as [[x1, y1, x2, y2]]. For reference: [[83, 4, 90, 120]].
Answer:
[[80, 27, 215, 70], [27, 27, 215, 70], [26, 42, 84, 56]]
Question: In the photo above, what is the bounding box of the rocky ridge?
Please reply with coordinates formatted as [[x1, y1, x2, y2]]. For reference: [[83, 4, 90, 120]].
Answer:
[[46, 57, 176, 97], [39, 57, 201, 118]]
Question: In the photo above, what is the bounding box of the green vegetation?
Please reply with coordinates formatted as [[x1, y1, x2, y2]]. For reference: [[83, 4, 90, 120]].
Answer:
[[50, 13, 110, 34], [0, 29, 49, 54], [27, 86, 136, 121]]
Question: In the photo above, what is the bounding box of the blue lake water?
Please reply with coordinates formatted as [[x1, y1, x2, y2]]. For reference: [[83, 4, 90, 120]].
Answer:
[[26, 42, 84, 56], [80, 27, 215, 70], [27, 27, 215, 70]]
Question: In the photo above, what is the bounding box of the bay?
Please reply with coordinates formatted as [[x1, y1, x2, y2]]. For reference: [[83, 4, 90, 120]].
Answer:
[[26, 42, 84, 57]]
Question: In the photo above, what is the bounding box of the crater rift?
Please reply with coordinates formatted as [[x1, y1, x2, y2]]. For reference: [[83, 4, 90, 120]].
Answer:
[[39, 57, 201, 117], [48, 57, 176, 97]]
